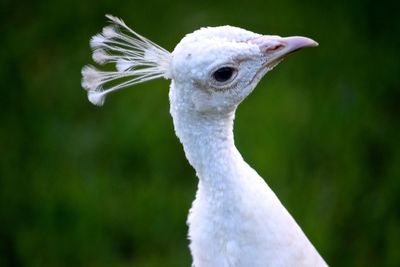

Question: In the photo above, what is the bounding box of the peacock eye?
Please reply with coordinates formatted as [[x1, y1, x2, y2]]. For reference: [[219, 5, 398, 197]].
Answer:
[[212, 67, 237, 83]]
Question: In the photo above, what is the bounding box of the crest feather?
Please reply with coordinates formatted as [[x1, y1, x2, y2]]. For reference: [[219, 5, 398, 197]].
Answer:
[[81, 15, 171, 106]]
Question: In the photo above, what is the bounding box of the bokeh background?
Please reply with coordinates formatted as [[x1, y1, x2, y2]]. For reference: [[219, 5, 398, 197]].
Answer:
[[1, 0, 399, 266]]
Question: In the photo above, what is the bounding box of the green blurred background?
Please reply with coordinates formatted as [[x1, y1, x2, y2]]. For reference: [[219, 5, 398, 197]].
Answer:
[[1, 0, 399, 266]]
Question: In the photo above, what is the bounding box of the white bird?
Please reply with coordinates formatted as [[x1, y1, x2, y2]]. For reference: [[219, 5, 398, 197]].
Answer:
[[82, 15, 328, 267]]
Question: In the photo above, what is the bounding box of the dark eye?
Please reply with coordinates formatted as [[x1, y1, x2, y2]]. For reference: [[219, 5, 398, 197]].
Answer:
[[213, 67, 236, 83]]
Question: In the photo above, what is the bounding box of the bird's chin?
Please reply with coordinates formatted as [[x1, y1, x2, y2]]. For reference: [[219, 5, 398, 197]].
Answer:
[[264, 57, 284, 71], [249, 58, 284, 87]]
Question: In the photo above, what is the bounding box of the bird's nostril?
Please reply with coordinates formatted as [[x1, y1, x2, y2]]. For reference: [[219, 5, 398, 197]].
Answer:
[[265, 43, 285, 53]]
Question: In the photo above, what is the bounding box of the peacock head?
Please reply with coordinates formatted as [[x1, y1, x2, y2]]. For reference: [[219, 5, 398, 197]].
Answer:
[[81, 15, 317, 113], [170, 26, 317, 114]]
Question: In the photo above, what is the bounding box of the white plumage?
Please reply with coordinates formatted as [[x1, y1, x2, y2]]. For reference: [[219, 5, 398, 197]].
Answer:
[[82, 15, 328, 267]]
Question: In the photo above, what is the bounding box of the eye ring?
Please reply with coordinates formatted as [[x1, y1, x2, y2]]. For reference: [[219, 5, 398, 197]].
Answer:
[[210, 65, 238, 87]]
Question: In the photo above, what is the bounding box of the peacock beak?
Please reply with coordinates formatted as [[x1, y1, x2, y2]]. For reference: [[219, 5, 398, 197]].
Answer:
[[249, 35, 318, 67], [278, 36, 319, 55]]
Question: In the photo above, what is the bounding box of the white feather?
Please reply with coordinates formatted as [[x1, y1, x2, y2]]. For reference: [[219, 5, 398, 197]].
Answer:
[[101, 25, 118, 38], [81, 14, 171, 105], [81, 65, 101, 91], [92, 49, 109, 64], [116, 59, 134, 72], [87, 91, 106, 106]]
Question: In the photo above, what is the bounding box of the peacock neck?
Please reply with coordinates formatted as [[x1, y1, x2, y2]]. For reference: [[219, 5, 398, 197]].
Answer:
[[170, 102, 246, 187]]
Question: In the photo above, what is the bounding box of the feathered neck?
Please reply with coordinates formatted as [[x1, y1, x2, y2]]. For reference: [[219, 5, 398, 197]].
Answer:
[[169, 81, 246, 186]]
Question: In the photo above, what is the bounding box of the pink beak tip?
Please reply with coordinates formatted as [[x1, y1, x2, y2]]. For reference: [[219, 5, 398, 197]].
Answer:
[[283, 36, 319, 49]]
